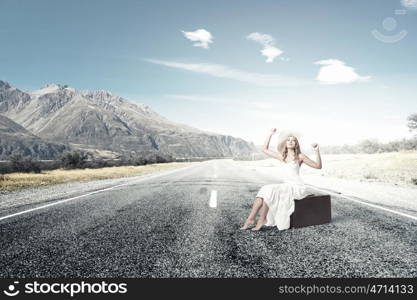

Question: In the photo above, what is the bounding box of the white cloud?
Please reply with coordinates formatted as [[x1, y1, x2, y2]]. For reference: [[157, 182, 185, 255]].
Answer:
[[314, 59, 370, 84], [239, 108, 382, 146], [401, 0, 417, 9], [246, 32, 275, 46], [164, 94, 227, 104], [159, 92, 412, 146], [181, 29, 213, 49], [164, 95, 289, 111], [246, 32, 283, 63], [145, 58, 308, 87]]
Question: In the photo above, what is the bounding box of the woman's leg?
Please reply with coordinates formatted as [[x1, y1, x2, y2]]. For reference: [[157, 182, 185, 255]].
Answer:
[[252, 201, 269, 231], [240, 197, 264, 229]]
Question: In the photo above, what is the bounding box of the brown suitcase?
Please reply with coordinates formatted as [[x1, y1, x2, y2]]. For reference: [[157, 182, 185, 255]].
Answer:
[[290, 194, 331, 228]]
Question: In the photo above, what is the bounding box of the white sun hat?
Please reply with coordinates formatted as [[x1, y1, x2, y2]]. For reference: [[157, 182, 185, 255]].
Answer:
[[276, 129, 304, 152]]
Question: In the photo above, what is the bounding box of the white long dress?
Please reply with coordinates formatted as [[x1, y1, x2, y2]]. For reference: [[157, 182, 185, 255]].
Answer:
[[256, 160, 314, 230]]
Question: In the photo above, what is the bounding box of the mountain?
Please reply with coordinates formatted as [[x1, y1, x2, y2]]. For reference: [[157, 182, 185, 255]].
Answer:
[[0, 80, 256, 158], [0, 114, 70, 160]]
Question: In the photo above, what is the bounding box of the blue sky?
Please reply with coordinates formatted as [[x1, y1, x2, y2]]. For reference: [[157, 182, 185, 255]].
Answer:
[[1, 0, 417, 147]]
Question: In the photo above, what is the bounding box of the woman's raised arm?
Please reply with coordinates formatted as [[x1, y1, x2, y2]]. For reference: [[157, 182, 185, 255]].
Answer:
[[300, 143, 322, 169], [262, 128, 283, 161]]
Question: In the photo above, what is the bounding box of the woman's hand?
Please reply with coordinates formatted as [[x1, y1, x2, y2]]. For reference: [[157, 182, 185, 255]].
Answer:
[[311, 143, 320, 151], [269, 128, 277, 135]]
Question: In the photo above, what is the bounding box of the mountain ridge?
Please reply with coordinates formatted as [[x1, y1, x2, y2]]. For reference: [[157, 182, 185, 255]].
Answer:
[[0, 114, 70, 160], [0, 80, 256, 159]]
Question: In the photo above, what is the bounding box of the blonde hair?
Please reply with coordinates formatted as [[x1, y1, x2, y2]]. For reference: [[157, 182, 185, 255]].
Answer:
[[279, 135, 301, 162]]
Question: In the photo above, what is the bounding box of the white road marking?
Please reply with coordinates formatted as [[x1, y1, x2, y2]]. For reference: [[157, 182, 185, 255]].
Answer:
[[209, 190, 217, 208], [307, 185, 417, 222], [0, 164, 197, 222]]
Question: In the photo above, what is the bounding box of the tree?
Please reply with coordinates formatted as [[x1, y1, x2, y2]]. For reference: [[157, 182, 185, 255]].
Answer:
[[407, 113, 417, 133], [8, 153, 41, 173], [358, 139, 380, 154], [60, 150, 88, 169], [9, 153, 24, 172]]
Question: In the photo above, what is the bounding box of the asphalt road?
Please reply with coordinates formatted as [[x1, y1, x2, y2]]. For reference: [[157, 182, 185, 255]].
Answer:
[[1, 159, 416, 277]]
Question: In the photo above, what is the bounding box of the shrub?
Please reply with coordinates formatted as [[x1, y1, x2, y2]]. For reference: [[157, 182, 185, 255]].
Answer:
[[8, 153, 42, 173], [60, 150, 88, 169]]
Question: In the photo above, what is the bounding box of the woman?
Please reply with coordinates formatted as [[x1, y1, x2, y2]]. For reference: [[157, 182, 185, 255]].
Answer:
[[240, 128, 322, 231]]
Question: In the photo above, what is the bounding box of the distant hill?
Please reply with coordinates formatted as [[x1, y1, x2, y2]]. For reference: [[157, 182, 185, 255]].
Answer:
[[0, 114, 70, 160], [0, 80, 257, 159]]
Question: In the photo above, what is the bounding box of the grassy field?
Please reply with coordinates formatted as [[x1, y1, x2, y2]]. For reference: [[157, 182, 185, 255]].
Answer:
[[0, 162, 195, 192], [240, 151, 417, 188], [1, 151, 416, 192], [301, 151, 417, 187]]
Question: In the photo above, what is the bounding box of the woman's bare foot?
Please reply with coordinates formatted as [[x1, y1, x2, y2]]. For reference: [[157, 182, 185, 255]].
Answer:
[[240, 218, 255, 230], [251, 219, 266, 231]]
